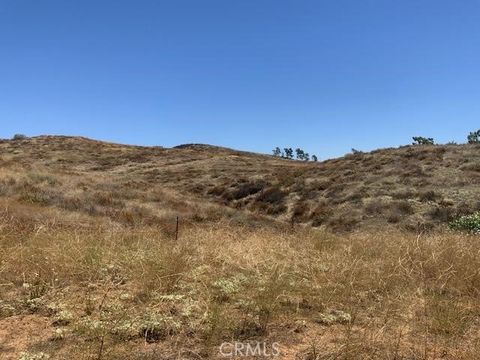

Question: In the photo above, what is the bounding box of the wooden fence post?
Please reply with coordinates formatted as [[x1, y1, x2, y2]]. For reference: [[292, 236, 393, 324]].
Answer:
[[175, 216, 179, 241]]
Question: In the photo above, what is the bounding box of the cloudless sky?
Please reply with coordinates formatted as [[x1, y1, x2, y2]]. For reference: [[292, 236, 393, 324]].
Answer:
[[1, 0, 479, 158]]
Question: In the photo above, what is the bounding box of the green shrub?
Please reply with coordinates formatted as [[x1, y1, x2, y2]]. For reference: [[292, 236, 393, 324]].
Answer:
[[449, 212, 480, 233], [467, 130, 480, 144]]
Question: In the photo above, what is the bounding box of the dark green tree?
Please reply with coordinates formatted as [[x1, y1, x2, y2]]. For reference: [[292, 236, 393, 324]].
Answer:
[[312, 155, 318, 162], [295, 148, 305, 160], [284, 148, 294, 159], [412, 136, 435, 145], [272, 147, 282, 157]]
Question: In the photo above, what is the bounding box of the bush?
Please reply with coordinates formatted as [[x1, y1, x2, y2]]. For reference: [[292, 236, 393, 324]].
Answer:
[[467, 130, 480, 144], [13, 134, 28, 140], [220, 181, 266, 201], [428, 206, 455, 222], [419, 190, 440, 202], [256, 187, 286, 204], [449, 212, 480, 233], [254, 187, 287, 214], [291, 201, 308, 221]]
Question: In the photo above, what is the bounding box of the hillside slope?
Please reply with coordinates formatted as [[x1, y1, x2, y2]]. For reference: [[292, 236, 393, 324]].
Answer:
[[1, 135, 479, 231], [1, 136, 480, 359]]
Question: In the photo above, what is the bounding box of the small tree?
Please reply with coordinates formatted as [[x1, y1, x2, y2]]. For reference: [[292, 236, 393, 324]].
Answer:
[[295, 148, 305, 160], [412, 136, 434, 145], [278, 146, 315, 161], [272, 147, 282, 157], [284, 148, 294, 160], [467, 130, 480, 144]]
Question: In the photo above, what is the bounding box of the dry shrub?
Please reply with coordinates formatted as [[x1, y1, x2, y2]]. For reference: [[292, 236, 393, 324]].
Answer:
[[428, 206, 455, 222], [17, 184, 57, 205], [419, 190, 441, 202], [310, 179, 333, 191], [392, 189, 416, 200], [222, 180, 266, 201], [323, 183, 346, 199], [310, 201, 333, 226], [292, 201, 309, 221], [253, 186, 287, 215], [326, 206, 361, 231], [207, 184, 228, 197], [92, 191, 125, 208], [460, 162, 480, 172], [397, 198, 413, 211], [365, 199, 387, 215]]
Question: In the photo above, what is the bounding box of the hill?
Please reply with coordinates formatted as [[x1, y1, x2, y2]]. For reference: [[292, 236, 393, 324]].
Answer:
[[1, 135, 479, 359], [1, 135, 479, 232]]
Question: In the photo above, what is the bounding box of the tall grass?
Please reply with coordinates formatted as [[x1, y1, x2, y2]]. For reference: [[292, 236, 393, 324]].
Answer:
[[1, 203, 479, 359]]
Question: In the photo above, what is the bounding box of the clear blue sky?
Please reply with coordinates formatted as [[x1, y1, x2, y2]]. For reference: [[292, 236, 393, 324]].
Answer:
[[1, 0, 479, 158]]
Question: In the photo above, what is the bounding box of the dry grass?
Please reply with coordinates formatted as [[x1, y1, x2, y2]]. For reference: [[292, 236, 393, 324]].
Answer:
[[2, 137, 480, 233], [1, 199, 479, 359], [1, 136, 480, 359]]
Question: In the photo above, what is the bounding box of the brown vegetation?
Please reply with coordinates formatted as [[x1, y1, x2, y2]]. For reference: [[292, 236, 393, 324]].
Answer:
[[1, 136, 479, 359], [1, 136, 480, 232]]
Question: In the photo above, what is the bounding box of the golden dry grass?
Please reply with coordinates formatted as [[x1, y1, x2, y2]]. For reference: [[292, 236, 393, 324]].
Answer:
[[0, 136, 479, 359], [1, 199, 480, 359]]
